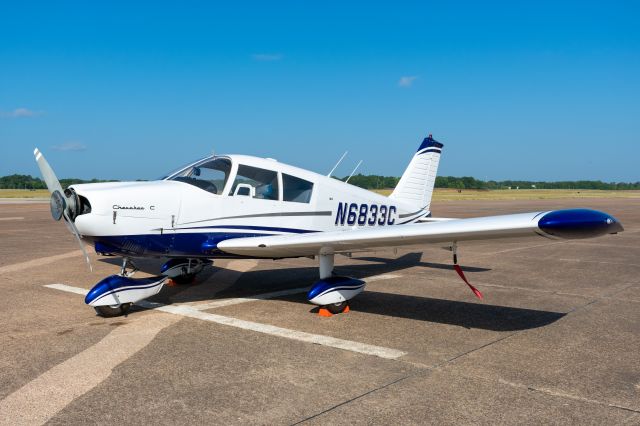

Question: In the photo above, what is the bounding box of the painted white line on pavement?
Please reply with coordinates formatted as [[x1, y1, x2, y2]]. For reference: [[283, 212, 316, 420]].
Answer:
[[139, 301, 407, 360], [44, 283, 89, 296], [0, 199, 48, 204], [46, 284, 407, 360], [0, 217, 24, 221], [0, 250, 83, 274], [191, 287, 309, 310], [0, 312, 180, 426], [364, 273, 402, 282], [190, 273, 402, 311]]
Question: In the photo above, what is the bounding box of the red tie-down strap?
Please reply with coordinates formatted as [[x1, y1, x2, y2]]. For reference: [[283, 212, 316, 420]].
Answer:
[[453, 264, 484, 300]]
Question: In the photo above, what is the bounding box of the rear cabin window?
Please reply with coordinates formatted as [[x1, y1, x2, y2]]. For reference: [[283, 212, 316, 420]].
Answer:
[[230, 165, 279, 200], [283, 174, 313, 203]]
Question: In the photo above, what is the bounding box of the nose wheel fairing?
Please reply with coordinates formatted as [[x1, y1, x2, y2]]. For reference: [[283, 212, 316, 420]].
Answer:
[[307, 277, 366, 307], [85, 275, 168, 307]]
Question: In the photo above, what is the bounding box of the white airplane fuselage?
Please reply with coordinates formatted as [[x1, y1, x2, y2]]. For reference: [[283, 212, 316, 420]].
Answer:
[[72, 154, 425, 259]]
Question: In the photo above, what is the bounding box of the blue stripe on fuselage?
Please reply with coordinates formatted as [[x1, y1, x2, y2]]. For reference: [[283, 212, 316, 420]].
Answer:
[[91, 218, 422, 259], [174, 224, 317, 234], [91, 232, 270, 258], [92, 225, 319, 258]]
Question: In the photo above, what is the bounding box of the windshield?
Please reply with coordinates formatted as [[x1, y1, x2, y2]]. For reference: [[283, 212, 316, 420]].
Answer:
[[158, 156, 213, 180], [167, 157, 232, 195]]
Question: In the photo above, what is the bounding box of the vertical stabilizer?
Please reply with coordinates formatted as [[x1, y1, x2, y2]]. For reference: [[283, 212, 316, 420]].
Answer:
[[389, 134, 443, 211]]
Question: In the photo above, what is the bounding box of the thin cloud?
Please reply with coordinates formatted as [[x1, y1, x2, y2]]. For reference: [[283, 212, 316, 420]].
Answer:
[[398, 76, 418, 88], [252, 53, 283, 61], [51, 142, 87, 152], [0, 107, 45, 118]]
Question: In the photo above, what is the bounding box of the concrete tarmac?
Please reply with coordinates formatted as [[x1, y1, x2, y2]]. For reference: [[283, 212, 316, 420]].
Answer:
[[0, 198, 638, 425]]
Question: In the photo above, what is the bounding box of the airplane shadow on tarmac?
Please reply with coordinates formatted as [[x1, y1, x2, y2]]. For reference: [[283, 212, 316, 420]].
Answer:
[[98, 252, 565, 331]]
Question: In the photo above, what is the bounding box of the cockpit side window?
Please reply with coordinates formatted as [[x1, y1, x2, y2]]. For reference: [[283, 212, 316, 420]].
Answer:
[[282, 173, 313, 203], [230, 165, 279, 200], [170, 158, 231, 195]]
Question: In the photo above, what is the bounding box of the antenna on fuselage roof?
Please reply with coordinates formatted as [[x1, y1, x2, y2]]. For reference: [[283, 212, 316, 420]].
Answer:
[[327, 151, 348, 177], [345, 160, 363, 184]]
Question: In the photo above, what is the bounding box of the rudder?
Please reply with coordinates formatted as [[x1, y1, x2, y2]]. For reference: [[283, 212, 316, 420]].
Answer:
[[389, 134, 443, 211]]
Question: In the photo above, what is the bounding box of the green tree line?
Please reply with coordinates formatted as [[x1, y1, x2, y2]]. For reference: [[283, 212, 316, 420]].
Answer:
[[0, 174, 116, 189], [342, 174, 640, 190], [2, 173, 638, 191]]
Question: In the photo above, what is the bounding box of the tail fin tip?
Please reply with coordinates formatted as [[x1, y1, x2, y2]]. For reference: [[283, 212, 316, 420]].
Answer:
[[416, 134, 444, 152]]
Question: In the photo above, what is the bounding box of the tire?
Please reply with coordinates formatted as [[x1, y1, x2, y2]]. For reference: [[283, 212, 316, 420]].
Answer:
[[172, 273, 196, 285], [94, 303, 131, 318], [326, 301, 348, 314]]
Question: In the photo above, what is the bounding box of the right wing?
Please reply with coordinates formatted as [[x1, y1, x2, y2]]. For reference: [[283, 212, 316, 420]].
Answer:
[[217, 209, 622, 258]]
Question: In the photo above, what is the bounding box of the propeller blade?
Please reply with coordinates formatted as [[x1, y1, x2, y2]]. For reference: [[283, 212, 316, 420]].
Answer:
[[63, 210, 93, 272], [33, 148, 63, 195], [33, 148, 91, 272]]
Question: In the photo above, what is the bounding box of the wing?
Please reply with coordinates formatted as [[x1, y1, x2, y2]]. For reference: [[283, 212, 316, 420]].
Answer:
[[217, 209, 623, 258]]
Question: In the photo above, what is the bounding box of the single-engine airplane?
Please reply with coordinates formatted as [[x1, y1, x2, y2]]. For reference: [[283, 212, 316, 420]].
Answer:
[[34, 134, 624, 317]]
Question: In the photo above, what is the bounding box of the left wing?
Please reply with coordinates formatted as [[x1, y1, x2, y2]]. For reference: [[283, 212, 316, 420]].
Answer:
[[217, 209, 623, 258]]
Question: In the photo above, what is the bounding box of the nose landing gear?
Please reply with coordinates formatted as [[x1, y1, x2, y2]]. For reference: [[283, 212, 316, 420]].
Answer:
[[93, 257, 138, 317]]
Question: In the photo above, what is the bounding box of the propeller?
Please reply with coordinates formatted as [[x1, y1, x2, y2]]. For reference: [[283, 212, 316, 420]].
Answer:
[[34, 148, 93, 272], [450, 242, 483, 300]]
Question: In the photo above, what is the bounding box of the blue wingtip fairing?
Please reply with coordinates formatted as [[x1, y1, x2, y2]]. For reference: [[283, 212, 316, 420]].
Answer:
[[416, 134, 444, 152], [538, 209, 623, 239]]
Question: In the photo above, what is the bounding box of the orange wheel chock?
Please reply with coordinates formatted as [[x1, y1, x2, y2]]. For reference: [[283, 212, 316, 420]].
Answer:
[[318, 308, 333, 317]]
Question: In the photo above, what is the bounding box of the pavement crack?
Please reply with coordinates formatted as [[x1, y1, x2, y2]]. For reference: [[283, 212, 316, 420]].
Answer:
[[556, 258, 640, 268], [427, 281, 640, 387], [433, 332, 519, 369], [564, 282, 639, 315], [474, 241, 569, 256], [290, 372, 419, 425], [511, 380, 640, 414]]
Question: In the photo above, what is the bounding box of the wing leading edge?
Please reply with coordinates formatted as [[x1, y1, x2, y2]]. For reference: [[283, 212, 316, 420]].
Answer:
[[217, 209, 623, 258]]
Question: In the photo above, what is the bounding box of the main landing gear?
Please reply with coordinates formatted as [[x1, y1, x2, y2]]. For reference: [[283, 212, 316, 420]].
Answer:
[[161, 258, 211, 285], [306, 243, 484, 318], [94, 302, 132, 318], [307, 253, 366, 317]]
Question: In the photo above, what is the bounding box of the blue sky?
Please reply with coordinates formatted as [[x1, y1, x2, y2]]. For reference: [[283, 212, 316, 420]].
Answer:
[[1, 1, 638, 181]]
